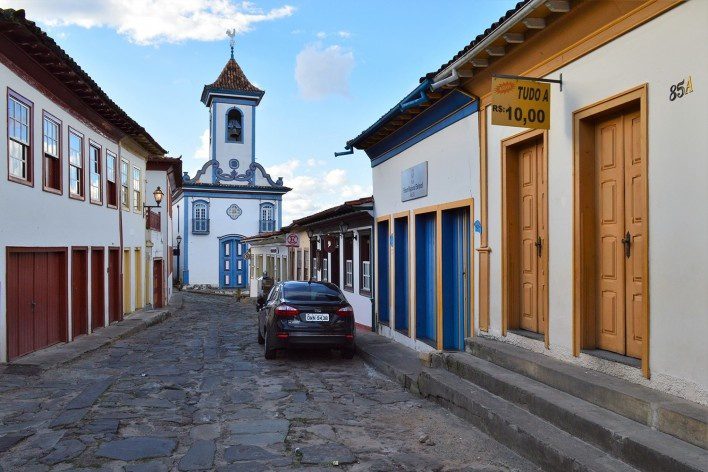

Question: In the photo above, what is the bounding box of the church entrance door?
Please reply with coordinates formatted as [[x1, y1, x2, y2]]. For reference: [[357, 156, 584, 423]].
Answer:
[[220, 236, 248, 289]]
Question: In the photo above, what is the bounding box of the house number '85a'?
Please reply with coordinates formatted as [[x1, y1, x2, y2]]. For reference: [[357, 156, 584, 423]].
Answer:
[[669, 76, 694, 101]]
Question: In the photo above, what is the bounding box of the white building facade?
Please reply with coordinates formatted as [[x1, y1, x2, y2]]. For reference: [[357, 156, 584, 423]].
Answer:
[[173, 53, 290, 289], [345, 0, 708, 403], [0, 9, 179, 362]]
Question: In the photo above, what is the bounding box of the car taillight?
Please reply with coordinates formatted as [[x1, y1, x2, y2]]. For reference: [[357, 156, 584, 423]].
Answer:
[[337, 305, 354, 317], [274, 304, 299, 318]]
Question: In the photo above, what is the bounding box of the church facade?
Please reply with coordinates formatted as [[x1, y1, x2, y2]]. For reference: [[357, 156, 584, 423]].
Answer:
[[173, 52, 290, 289]]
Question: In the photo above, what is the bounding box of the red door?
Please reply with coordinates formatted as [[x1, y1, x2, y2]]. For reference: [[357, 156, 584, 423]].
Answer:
[[91, 248, 105, 330], [153, 259, 164, 308], [71, 249, 88, 338], [108, 248, 121, 323], [7, 249, 67, 360]]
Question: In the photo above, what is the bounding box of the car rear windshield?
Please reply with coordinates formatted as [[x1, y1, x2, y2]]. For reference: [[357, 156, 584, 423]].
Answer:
[[283, 282, 342, 302]]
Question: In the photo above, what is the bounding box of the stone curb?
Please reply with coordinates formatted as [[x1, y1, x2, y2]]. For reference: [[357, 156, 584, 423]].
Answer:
[[355, 331, 643, 472], [5, 293, 184, 372]]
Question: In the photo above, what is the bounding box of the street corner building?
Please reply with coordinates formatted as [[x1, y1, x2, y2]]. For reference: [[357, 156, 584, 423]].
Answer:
[[172, 49, 291, 290], [343, 0, 708, 404], [243, 197, 375, 330], [0, 9, 182, 362]]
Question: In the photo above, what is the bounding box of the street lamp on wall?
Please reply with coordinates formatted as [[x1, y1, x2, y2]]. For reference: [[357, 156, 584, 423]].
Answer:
[[339, 221, 357, 240], [143, 186, 164, 217]]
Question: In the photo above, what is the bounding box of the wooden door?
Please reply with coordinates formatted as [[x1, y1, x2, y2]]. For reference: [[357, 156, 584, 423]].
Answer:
[[134, 249, 143, 309], [623, 111, 645, 359], [71, 249, 88, 338], [122, 250, 131, 314], [595, 112, 645, 357], [108, 248, 121, 323], [7, 250, 67, 360], [517, 141, 547, 333], [91, 248, 105, 330], [153, 259, 164, 308]]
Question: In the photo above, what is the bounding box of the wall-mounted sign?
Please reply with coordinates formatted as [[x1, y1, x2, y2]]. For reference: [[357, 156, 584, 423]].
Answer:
[[323, 235, 338, 253], [270, 248, 279, 254], [401, 161, 428, 202], [474, 219, 483, 234], [491, 77, 550, 129], [226, 204, 242, 220], [285, 233, 300, 247]]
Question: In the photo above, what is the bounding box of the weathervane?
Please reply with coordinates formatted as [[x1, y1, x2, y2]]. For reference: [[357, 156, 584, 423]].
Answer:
[[226, 29, 236, 59]]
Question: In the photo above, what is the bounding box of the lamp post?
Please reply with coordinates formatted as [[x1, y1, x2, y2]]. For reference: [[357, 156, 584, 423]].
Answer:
[[175, 234, 182, 285]]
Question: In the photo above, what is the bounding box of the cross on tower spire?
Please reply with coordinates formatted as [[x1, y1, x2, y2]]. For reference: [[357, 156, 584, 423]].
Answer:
[[226, 29, 236, 59]]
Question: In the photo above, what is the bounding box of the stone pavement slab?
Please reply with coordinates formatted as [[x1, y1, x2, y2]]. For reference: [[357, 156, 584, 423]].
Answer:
[[95, 437, 177, 461], [178, 439, 215, 470]]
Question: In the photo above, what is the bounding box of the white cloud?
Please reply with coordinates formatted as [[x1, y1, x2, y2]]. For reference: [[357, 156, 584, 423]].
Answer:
[[194, 128, 210, 161], [268, 159, 371, 224], [337, 31, 351, 38], [316, 31, 327, 39], [295, 44, 354, 100], [8, 0, 295, 45]]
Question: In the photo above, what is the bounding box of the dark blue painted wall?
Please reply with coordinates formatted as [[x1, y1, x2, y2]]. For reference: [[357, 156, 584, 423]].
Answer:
[[394, 218, 409, 332], [377, 221, 390, 324], [415, 213, 436, 343]]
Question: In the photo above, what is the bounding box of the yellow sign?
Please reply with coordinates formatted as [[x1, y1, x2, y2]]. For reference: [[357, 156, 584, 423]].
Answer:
[[491, 77, 550, 129]]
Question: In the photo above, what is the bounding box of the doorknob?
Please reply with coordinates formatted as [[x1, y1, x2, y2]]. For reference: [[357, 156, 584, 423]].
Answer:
[[621, 231, 632, 258], [535, 236, 542, 258]]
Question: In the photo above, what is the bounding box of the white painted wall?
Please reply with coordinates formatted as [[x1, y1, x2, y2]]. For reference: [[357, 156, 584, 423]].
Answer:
[[210, 100, 254, 181], [485, 1, 708, 400]]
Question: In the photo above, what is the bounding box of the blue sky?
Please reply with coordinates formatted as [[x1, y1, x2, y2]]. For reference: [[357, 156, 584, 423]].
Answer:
[[10, 0, 517, 223]]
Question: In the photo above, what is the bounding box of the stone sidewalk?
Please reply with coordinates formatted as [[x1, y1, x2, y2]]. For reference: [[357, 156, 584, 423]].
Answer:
[[3, 293, 181, 372], [0, 292, 539, 471]]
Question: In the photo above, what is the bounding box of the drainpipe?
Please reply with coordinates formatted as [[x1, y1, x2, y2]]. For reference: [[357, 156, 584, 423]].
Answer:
[[399, 88, 429, 112], [429, 69, 474, 92], [334, 147, 354, 157]]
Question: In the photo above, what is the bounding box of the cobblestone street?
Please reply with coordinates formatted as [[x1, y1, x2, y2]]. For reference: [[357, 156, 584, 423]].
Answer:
[[0, 293, 538, 471]]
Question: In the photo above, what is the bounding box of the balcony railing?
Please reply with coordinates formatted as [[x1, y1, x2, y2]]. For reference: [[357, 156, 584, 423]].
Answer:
[[192, 218, 209, 234], [260, 219, 275, 233], [146, 210, 161, 231]]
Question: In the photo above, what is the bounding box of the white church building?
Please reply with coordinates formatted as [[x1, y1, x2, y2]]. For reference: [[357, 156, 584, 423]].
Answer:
[[173, 48, 290, 289]]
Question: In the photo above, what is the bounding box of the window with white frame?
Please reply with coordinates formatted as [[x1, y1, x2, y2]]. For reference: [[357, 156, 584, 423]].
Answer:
[[362, 261, 371, 292], [8, 92, 32, 183], [106, 151, 117, 207], [120, 160, 129, 208], [193, 201, 209, 234], [132, 166, 141, 212], [69, 130, 84, 198], [260, 203, 275, 232], [89, 143, 102, 203], [322, 255, 329, 282], [343, 235, 354, 290], [42, 113, 61, 191]]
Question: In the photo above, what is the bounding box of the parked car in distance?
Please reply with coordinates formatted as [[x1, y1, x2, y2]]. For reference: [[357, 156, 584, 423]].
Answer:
[[257, 281, 355, 359]]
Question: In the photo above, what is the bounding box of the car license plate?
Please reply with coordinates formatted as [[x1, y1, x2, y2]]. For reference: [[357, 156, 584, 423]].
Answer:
[[305, 313, 329, 322]]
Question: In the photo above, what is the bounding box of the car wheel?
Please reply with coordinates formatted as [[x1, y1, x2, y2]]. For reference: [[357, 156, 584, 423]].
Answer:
[[341, 347, 355, 359], [257, 325, 265, 345], [264, 330, 277, 360]]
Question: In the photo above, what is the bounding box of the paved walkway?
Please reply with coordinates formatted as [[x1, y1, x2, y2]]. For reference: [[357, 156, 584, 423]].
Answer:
[[0, 292, 538, 471]]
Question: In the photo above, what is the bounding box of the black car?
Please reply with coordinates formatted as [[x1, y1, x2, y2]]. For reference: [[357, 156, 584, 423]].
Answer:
[[257, 281, 355, 359]]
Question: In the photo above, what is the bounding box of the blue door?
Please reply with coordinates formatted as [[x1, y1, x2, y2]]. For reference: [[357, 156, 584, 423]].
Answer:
[[415, 212, 436, 344], [377, 220, 390, 324], [442, 207, 470, 350], [394, 217, 409, 333], [220, 237, 248, 288]]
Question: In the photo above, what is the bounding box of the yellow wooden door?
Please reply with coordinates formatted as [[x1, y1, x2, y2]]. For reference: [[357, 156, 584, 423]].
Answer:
[[134, 249, 142, 310], [519, 144, 539, 332], [623, 111, 645, 359], [536, 141, 548, 335], [595, 112, 645, 358], [122, 249, 131, 315]]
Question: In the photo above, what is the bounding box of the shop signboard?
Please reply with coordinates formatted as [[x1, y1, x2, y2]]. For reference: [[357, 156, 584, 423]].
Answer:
[[491, 77, 550, 129], [401, 161, 428, 202]]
